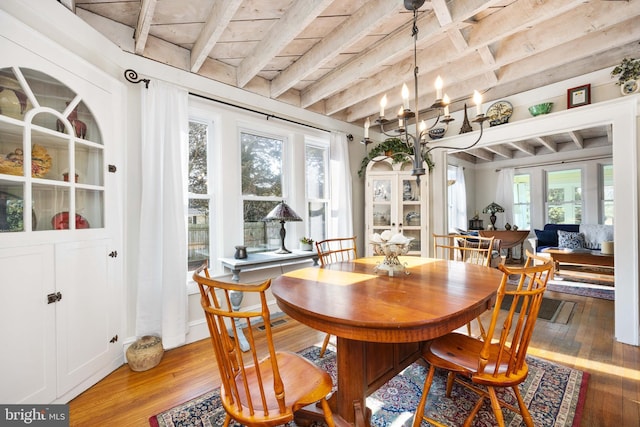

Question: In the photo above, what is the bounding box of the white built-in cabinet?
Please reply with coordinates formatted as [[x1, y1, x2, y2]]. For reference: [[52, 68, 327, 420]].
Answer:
[[0, 34, 123, 404], [364, 157, 429, 256]]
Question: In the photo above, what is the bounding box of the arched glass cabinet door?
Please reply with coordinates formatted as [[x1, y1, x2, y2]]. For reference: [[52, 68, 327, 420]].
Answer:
[[0, 66, 104, 231]]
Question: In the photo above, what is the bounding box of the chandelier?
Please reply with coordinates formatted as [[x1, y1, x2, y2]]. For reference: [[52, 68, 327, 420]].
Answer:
[[362, 0, 489, 184]]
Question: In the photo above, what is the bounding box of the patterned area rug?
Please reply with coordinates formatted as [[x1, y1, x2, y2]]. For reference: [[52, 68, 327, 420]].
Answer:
[[548, 280, 614, 300], [149, 346, 588, 427]]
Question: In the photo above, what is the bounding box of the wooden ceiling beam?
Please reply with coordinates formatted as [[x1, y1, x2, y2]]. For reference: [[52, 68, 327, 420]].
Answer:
[[534, 136, 557, 153], [271, 0, 401, 99], [134, 0, 157, 55], [236, 0, 333, 88], [508, 141, 536, 156], [568, 131, 584, 149], [485, 143, 514, 159], [304, 0, 494, 109], [190, 0, 243, 73], [325, 0, 595, 121], [465, 148, 494, 162]]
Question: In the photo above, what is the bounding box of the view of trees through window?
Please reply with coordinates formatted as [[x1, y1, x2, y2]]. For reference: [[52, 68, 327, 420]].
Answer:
[[513, 174, 531, 230], [546, 169, 582, 224], [305, 142, 328, 242], [602, 164, 614, 225], [188, 121, 210, 270], [241, 131, 284, 250]]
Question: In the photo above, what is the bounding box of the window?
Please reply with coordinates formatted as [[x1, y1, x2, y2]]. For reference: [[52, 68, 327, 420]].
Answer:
[[305, 140, 329, 241], [546, 169, 582, 224], [601, 164, 614, 225], [187, 120, 213, 271], [513, 174, 531, 230], [241, 130, 285, 251]]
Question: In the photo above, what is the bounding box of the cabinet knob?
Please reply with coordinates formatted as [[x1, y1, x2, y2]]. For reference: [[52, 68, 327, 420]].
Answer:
[[108, 251, 118, 258]]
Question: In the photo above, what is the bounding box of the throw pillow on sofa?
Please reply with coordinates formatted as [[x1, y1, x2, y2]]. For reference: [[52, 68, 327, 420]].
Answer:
[[558, 230, 586, 249], [534, 229, 558, 247]]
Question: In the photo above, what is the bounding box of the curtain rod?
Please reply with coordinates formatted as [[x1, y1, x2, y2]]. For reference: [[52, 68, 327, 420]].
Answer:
[[189, 92, 333, 134], [495, 155, 612, 172]]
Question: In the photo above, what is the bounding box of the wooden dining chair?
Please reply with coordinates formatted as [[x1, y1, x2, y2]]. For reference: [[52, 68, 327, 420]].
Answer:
[[193, 264, 335, 427], [315, 236, 357, 356], [412, 251, 554, 427], [433, 233, 495, 266], [433, 233, 497, 339]]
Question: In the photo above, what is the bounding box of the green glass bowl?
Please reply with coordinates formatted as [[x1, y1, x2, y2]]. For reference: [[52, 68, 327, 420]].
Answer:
[[528, 102, 553, 116]]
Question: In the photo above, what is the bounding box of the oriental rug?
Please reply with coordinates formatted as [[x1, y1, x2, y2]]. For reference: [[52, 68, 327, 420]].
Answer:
[[150, 346, 588, 427]]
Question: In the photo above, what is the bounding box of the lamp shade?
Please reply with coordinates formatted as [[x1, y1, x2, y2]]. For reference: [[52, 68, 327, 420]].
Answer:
[[262, 201, 302, 254], [262, 201, 302, 222], [482, 202, 504, 215]]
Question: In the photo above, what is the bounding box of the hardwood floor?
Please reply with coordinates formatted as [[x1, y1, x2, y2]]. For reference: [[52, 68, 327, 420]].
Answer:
[[69, 289, 640, 426]]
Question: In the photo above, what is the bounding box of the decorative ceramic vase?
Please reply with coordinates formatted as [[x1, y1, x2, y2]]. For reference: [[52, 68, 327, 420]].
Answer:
[[234, 245, 247, 259], [300, 242, 313, 251], [126, 335, 164, 372], [621, 79, 639, 96]]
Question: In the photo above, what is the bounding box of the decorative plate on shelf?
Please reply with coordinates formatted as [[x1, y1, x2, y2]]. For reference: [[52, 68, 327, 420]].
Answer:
[[486, 101, 513, 127], [52, 212, 90, 230]]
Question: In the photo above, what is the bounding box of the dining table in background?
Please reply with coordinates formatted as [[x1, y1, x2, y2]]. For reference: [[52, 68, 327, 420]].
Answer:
[[271, 256, 504, 427]]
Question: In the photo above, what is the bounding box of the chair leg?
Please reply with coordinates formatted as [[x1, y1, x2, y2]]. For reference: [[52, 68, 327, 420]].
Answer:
[[463, 395, 485, 427], [320, 397, 336, 427], [445, 371, 455, 397], [223, 414, 231, 427], [476, 317, 487, 341], [487, 386, 505, 426], [319, 333, 331, 357], [512, 386, 534, 427], [412, 364, 436, 427]]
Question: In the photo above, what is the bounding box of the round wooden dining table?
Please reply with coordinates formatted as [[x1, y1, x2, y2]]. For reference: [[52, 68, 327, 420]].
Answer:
[[271, 256, 504, 427]]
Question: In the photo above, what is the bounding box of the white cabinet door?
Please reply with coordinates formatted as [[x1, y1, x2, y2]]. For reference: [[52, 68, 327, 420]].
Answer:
[[55, 239, 118, 397], [0, 244, 56, 403], [365, 157, 428, 256]]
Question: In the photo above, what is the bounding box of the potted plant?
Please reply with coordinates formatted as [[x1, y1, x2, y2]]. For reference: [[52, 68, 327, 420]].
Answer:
[[358, 137, 434, 178], [611, 57, 640, 95], [300, 237, 314, 251]]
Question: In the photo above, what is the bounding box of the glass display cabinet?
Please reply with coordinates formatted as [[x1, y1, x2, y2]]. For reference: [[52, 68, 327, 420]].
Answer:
[[0, 67, 104, 232], [365, 157, 428, 256]]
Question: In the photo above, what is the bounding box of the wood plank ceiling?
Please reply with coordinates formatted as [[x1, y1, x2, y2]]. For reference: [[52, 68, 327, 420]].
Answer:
[[68, 0, 638, 164]]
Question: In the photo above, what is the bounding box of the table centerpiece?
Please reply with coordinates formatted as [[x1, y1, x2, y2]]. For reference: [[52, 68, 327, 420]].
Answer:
[[370, 231, 413, 276]]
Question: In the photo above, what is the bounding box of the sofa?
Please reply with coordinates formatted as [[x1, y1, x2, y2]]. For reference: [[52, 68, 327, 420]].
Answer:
[[529, 223, 614, 253]]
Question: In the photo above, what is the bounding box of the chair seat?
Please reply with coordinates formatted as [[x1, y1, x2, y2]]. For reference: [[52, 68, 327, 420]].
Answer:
[[424, 333, 529, 387], [224, 351, 333, 423]]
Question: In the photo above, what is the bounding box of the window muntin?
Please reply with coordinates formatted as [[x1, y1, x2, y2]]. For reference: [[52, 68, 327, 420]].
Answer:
[[546, 169, 582, 224]]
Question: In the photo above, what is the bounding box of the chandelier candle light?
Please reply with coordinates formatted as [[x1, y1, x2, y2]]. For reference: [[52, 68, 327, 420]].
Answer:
[[362, 0, 489, 184]]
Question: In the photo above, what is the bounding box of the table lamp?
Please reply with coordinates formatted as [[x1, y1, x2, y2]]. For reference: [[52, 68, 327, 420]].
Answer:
[[482, 202, 504, 229], [262, 201, 302, 254]]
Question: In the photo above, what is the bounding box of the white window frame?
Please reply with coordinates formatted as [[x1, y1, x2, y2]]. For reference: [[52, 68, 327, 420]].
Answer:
[[304, 137, 331, 241]]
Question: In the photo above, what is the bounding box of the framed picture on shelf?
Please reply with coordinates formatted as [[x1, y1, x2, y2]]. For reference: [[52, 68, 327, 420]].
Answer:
[[567, 84, 591, 109]]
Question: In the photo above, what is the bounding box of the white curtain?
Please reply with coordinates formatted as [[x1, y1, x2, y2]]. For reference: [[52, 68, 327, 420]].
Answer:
[[451, 166, 467, 231], [495, 168, 515, 227], [135, 80, 189, 349], [328, 132, 354, 238]]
